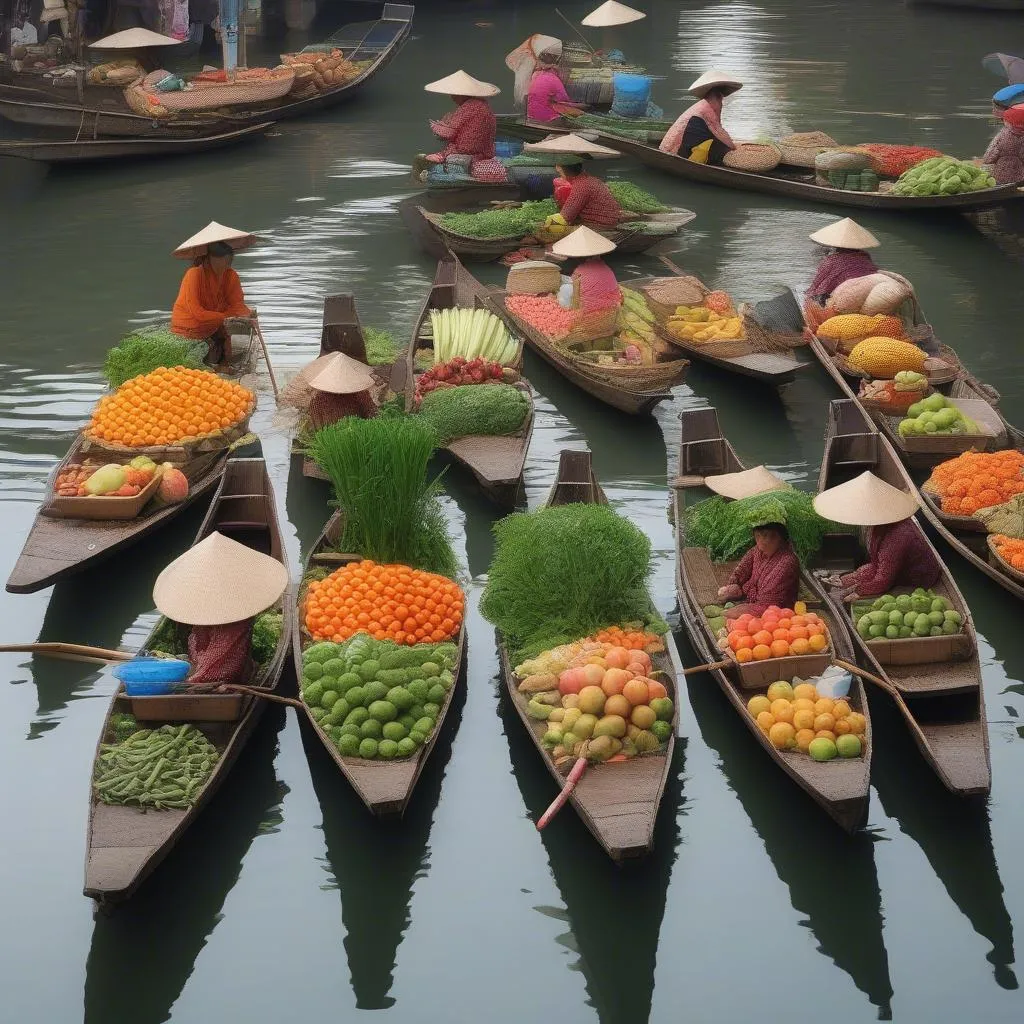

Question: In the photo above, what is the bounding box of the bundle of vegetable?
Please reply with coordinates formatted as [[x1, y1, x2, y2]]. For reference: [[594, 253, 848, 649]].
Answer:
[[438, 199, 558, 240], [855, 143, 944, 178], [851, 588, 962, 640], [93, 723, 219, 810], [684, 489, 834, 564], [925, 449, 1024, 516], [415, 357, 509, 401], [429, 307, 517, 366], [103, 328, 206, 389], [251, 610, 284, 664], [417, 383, 530, 444], [606, 180, 669, 213], [363, 326, 398, 366], [301, 632, 459, 760], [306, 416, 458, 578], [481, 503, 661, 662], [974, 495, 1024, 539], [504, 294, 578, 340], [890, 156, 997, 197]]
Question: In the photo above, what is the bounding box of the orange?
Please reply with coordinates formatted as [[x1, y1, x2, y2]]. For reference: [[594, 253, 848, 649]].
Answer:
[[792, 697, 816, 714], [756, 711, 775, 733], [771, 700, 795, 724], [768, 722, 796, 750], [736, 648, 753, 663], [832, 700, 852, 720], [752, 644, 772, 661], [834, 719, 852, 736], [789, 625, 809, 640], [814, 697, 835, 716], [813, 713, 836, 733], [815, 730, 837, 743], [770, 639, 790, 658], [795, 728, 816, 753], [807, 633, 827, 653], [772, 628, 792, 643], [793, 709, 815, 731], [846, 712, 867, 736], [789, 637, 810, 655], [735, 636, 754, 651]]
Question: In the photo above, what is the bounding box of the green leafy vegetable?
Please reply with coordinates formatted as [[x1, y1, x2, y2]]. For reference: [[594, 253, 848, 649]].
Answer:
[[684, 490, 834, 564], [606, 180, 669, 213], [251, 611, 283, 664], [417, 384, 529, 444], [438, 199, 558, 239], [104, 328, 206, 389], [306, 416, 459, 579], [363, 326, 398, 366], [481, 503, 657, 662]]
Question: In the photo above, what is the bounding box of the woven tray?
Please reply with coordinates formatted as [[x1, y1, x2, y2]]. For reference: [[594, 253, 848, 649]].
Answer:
[[987, 535, 1024, 584], [858, 388, 929, 416], [883, 398, 1003, 456]]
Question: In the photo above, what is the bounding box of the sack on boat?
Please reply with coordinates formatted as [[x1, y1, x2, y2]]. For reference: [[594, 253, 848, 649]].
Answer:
[[815, 148, 872, 172], [779, 131, 838, 167], [506, 260, 562, 296], [723, 143, 781, 173]]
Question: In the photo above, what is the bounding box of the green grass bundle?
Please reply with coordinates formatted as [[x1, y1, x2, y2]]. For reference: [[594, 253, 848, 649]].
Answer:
[[417, 384, 529, 444], [438, 199, 558, 240], [103, 328, 206, 389], [306, 416, 458, 579], [684, 489, 835, 565], [480, 503, 660, 662], [363, 326, 398, 366], [607, 180, 669, 213]]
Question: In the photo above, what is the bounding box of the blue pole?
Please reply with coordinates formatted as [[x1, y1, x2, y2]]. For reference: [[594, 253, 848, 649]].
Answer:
[[220, 0, 241, 79]]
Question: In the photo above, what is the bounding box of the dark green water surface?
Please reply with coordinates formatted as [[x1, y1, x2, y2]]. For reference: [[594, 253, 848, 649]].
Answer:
[[1, 2, 1023, 1021]]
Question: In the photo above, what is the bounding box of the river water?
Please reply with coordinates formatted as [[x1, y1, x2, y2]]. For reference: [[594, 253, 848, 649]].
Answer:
[[1, 1, 1023, 1021]]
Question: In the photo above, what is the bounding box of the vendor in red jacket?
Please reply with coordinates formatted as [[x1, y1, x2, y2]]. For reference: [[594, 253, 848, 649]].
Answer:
[[555, 157, 624, 228], [707, 466, 801, 616], [305, 351, 379, 430], [814, 471, 941, 600]]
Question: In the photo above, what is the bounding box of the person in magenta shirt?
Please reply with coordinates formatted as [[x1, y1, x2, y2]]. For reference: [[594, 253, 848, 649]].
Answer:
[[526, 56, 583, 122]]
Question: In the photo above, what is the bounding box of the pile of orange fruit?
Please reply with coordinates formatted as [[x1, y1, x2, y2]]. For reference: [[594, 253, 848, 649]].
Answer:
[[991, 535, 1024, 572], [725, 605, 829, 663], [591, 625, 665, 653], [927, 450, 1024, 517], [88, 367, 254, 448], [305, 559, 464, 646]]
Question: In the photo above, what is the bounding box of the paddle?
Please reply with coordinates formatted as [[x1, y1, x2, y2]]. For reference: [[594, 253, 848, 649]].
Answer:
[[221, 684, 305, 709], [554, 8, 596, 55], [537, 755, 588, 830], [831, 657, 933, 751], [658, 254, 687, 276], [0, 642, 133, 665], [251, 317, 280, 403]]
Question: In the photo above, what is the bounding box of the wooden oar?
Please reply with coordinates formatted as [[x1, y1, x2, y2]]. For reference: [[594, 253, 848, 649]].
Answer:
[[658, 254, 687, 277], [682, 657, 732, 675], [538, 755, 588, 830], [831, 658, 932, 750], [0, 642, 133, 665], [221, 684, 304, 709], [251, 318, 280, 403]]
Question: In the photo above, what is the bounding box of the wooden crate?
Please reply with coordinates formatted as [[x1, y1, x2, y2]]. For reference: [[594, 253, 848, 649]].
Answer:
[[46, 469, 161, 521], [129, 692, 247, 722], [865, 632, 972, 666]]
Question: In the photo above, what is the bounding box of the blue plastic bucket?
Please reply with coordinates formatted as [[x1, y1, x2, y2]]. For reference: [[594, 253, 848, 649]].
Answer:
[[114, 656, 191, 696], [495, 138, 524, 159], [612, 73, 652, 117]]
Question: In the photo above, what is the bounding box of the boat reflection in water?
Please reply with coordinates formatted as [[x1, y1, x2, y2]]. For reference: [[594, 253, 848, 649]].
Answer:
[[83, 705, 289, 1024]]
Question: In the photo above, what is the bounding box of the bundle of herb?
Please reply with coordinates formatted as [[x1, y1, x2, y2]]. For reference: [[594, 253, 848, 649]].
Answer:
[[251, 611, 284, 664], [438, 199, 558, 240], [103, 328, 206, 389], [306, 416, 459, 579], [684, 489, 834, 565], [363, 326, 398, 366], [480, 503, 659, 662], [417, 384, 529, 444]]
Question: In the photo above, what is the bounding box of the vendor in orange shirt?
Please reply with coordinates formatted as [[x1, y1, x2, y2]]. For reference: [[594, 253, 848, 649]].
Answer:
[[170, 222, 255, 368]]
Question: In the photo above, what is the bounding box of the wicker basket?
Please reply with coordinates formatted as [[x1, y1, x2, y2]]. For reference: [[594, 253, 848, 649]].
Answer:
[[690, 336, 752, 359], [723, 143, 781, 173], [988, 535, 1024, 584], [140, 68, 294, 112], [642, 276, 709, 321], [779, 131, 838, 168], [919, 487, 987, 534], [858, 386, 929, 415], [564, 306, 620, 345], [506, 261, 561, 295]]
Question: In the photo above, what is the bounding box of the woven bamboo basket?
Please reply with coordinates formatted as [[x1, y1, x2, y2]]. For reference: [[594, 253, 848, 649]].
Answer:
[[987, 535, 1024, 584], [642, 276, 709, 322], [564, 306, 620, 345], [46, 467, 162, 521], [506, 261, 561, 295], [858, 387, 929, 416], [687, 336, 752, 359], [882, 413, 995, 457], [723, 143, 782, 173], [778, 131, 838, 167], [140, 68, 294, 112], [578, 355, 689, 392]]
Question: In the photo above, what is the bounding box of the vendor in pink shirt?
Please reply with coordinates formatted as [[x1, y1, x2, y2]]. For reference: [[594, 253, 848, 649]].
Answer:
[[527, 53, 584, 123]]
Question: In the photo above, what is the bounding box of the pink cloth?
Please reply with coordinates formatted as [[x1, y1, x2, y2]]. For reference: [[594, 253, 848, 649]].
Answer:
[[659, 95, 735, 156], [527, 68, 572, 122], [470, 157, 509, 183], [727, 543, 801, 616], [572, 258, 621, 313], [187, 619, 254, 687], [428, 98, 496, 161], [806, 249, 879, 302], [984, 120, 1024, 185], [842, 519, 942, 597]]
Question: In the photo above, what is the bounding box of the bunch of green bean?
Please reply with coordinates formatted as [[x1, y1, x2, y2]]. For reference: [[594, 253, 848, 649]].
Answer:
[[93, 724, 219, 810]]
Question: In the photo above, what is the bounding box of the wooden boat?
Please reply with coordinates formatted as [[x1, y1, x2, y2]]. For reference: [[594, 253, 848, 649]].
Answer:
[[632, 272, 808, 386], [0, 123, 271, 163], [593, 132, 1024, 212], [488, 284, 689, 415], [816, 398, 991, 796], [0, 4, 413, 138], [407, 258, 531, 508], [673, 407, 871, 831], [498, 449, 679, 860], [6, 440, 228, 594], [83, 457, 294, 903], [292, 512, 467, 817]]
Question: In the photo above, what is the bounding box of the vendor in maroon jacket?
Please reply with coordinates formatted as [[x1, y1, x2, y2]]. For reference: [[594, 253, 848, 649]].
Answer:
[[305, 351, 379, 431], [706, 466, 801, 616], [813, 471, 942, 600], [805, 217, 881, 304], [152, 532, 289, 689]]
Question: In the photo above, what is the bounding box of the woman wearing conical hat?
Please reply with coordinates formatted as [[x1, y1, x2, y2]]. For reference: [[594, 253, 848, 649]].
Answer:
[[814, 472, 941, 601], [659, 69, 742, 165], [422, 70, 506, 183], [705, 467, 801, 616], [170, 221, 256, 368], [550, 228, 622, 317], [805, 218, 881, 305], [306, 352, 379, 430], [153, 532, 288, 688]]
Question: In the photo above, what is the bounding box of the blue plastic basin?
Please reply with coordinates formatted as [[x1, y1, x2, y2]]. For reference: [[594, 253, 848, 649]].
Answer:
[[114, 657, 191, 695]]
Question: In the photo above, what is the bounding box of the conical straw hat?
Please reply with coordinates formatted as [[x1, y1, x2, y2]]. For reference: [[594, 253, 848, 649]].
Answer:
[[424, 70, 500, 97], [153, 532, 288, 626], [688, 68, 743, 98], [704, 465, 790, 501], [173, 221, 257, 260], [523, 132, 620, 158], [90, 28, 183, 48], [551, 226, 617, 258], [309, 351, 376, 395], [808, 218, 880, 250], [582, 2, 646, 27], [813, 471, 918, 527]]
